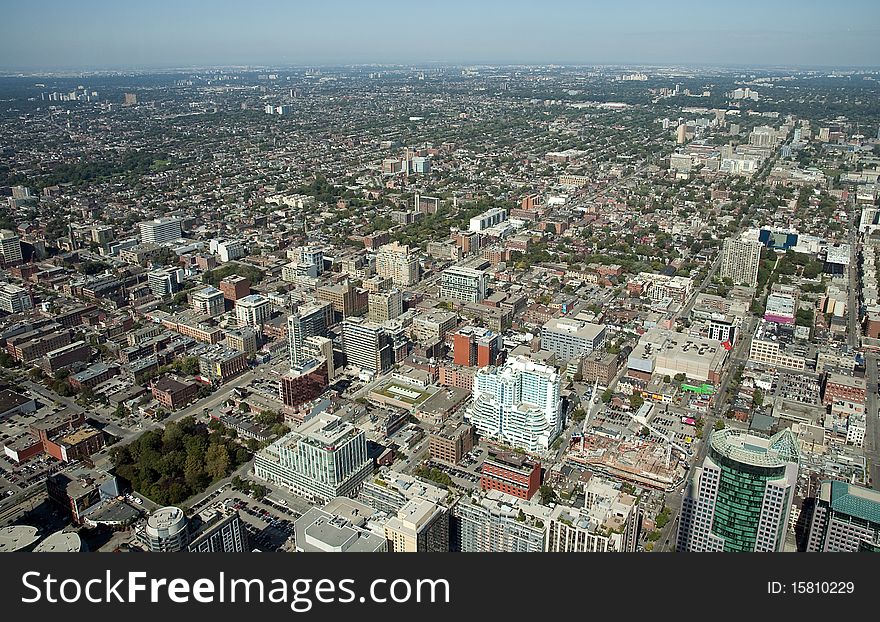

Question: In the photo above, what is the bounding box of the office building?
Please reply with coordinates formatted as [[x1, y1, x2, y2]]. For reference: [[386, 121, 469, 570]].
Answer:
[[317, 280, 367, 320], [0, 229, 23, 265], [541, 318, 606, 362], [466, 355, 562, 452], [341, 317, 394, 375], [368, 288, 403, 323], [0, 283, 33, 314], [254, 413, 373, 502], [720, 237, 762, 287], [412, 309, 458, 343], [198, 345, 248, 384], [225, 326, 258, 358], [280, 358, 329, 409], [235, 294, 271, 328], [376, 242, 420, 286], [428, 421, 474, 466], [453, 326, 503, 367], [191, 286, 225, 317], [147, 267, 185, 298], [805, 481, 880, 552], [138, 217, 183, 244], [439, 266, 489, 303], [219, 275, 250, 302], [676, 429, 799, 552], [288, 301, 332, 366], [480, 451, 541, 500]]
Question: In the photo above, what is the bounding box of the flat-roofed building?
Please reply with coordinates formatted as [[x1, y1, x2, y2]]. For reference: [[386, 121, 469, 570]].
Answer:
[[254, 413, 373, 502], [541, 317, 606, 362]]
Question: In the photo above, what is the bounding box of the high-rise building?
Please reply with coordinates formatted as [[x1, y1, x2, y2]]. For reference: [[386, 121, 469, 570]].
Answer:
[[288, 301, 332, 366], [191, 286, 225, 317], [805, 480, 880, 552], [280, 358, 329, 409], [384, 498, 449, 552], [676, 124, 687, 144], [254, 413, 373, 502], [676, 429, 799, 552], [0, 229, 23, 265], [317, 280, 367, 320], [138, 217, 183, 244], [209, 238, 247, 263], [451, 490, 550, 552], [187, 509, 249, 552], [452, 326, 503, 367], [142, 506, 190, 552], [466, 355, 562, 452], [341, 317, 394, 375], [0, 283, 33, 314], [439, 266, 489, 303], [720, 237, 762, 287], [235, 294, 271, 328], [367, 289, 403, 323], [123, 92, 138, 106], [375, 242, 420, 287], [540, 317, 606, 362], [147, 267, 185, 298]]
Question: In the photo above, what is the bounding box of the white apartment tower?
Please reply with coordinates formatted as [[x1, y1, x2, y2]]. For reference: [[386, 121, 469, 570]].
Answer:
[[466, 355, 562, 452]]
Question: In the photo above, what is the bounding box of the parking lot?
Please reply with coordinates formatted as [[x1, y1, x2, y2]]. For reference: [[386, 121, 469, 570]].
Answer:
[[191, 485, 303, 552]]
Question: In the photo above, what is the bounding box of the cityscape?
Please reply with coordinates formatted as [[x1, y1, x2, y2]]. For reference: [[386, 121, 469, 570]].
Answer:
[[1, 3, 880, 557]]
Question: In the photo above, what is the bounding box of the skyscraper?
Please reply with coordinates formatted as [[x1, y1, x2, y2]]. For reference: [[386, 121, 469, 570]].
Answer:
[[288, 301, 332, 366], [805, 480, 880, 552], [677, 429, 800, 552], [720, 237, 762, 287], [465, 355, 562, 452], [341, 317, 394, 375]]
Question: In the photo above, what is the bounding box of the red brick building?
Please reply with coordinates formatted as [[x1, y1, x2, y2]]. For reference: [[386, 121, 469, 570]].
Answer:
[[452, 326, 503, 368], [480, 452, 542, 500], [822, 373, 866, 407], [152, 375, 200, 409], [219, 275, 250, 302]]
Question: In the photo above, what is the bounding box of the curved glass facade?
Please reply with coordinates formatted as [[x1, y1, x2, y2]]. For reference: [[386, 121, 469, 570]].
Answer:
[[708, 446, 786, 552]]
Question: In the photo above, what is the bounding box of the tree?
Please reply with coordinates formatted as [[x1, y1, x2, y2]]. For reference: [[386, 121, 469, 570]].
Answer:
[[629, 394, 645, 410], [752, 389, 764, 407], [601, 388, 613, 403], [714, 419, 726, 431], [539, 484, 557, 505], [205, 444, 231, 481]]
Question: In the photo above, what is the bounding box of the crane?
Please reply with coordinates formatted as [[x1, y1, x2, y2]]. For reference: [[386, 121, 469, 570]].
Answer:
[[630, 403, 691, 469]]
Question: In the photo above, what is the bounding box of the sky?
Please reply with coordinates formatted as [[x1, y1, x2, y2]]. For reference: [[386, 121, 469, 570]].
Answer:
[[2, 0, 879, 71]]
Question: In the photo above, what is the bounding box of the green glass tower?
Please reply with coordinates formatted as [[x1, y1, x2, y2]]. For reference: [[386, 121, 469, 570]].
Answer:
[[677, 429, 800, 552]]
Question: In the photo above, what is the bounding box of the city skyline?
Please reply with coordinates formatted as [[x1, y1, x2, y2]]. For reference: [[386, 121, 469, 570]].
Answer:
[[2, 0, 880, 71]]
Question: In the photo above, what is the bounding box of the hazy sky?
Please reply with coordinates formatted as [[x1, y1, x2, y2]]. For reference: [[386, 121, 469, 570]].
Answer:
[[2, 0, 879, 70]]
